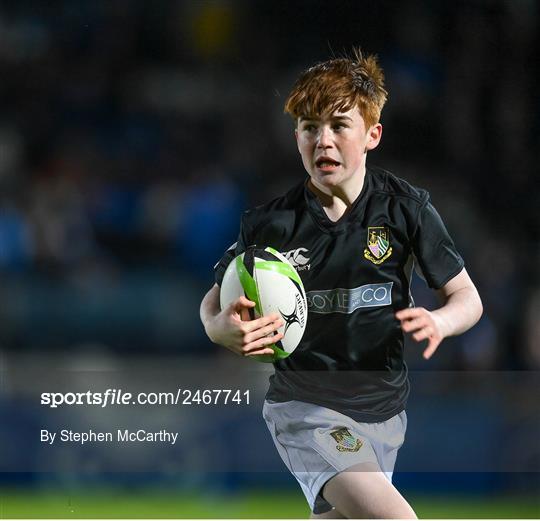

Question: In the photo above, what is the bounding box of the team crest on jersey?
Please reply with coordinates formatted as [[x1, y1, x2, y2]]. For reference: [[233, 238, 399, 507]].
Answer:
[[364, 227, 392, 265], [330, 428, 363, 452]]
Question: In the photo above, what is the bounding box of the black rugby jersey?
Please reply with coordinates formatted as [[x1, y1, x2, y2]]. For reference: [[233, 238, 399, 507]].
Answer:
[[214, 166, 464, 422]]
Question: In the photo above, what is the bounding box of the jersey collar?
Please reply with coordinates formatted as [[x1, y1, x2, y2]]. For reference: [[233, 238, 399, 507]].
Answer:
[[303, 168, 372, 232]]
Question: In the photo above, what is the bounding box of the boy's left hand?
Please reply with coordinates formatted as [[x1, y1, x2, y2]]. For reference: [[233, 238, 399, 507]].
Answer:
[[395, 307, 447, 360]]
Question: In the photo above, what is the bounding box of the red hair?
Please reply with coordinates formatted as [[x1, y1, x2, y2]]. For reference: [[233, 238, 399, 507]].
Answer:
[[284, 48, 388, 128]]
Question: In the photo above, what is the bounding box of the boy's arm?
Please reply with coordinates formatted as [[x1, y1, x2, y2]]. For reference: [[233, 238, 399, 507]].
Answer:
[[200, 284, 284, 357], [395, 268, 483, 359]]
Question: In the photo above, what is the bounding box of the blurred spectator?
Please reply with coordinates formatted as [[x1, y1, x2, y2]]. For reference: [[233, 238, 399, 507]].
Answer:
[[524, 287, 540, 370], [0, 203, 32, 269]]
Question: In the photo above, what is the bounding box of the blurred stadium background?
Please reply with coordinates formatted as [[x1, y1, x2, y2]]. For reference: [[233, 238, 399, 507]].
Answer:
[[0, 0, 539, 518]]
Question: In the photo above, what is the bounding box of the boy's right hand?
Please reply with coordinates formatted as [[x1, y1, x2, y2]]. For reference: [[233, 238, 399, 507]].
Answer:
[[206, 296, 284, 357]]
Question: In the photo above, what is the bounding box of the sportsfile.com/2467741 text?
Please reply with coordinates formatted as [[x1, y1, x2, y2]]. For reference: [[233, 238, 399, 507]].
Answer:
[[40, 389, 251, 408]]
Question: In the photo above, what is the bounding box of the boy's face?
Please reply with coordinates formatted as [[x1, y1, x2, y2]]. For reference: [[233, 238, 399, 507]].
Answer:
[[295, 106, 382, 192]]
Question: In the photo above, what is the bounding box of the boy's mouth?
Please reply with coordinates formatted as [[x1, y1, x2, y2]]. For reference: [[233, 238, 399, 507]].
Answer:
[[315, 157, 341, 169]]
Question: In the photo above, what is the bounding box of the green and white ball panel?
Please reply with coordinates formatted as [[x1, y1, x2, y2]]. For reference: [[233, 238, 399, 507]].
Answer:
[[219, 246, 308, 362]]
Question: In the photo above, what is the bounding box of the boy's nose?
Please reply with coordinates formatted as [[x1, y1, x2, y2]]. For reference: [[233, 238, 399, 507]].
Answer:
[[317, 127, 333, 148]]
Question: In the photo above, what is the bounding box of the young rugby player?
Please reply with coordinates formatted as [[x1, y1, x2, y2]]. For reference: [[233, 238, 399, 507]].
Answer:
[[200, 49, 482, 519]]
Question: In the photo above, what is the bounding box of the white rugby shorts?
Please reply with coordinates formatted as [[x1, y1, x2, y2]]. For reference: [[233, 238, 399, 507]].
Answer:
[[262, 399, 407, 514]]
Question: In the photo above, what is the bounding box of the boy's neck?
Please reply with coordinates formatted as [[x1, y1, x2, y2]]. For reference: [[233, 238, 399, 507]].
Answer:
[[308, 169, 366, 222]]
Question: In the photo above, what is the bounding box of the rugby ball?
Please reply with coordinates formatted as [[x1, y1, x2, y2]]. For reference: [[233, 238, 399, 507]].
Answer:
[[220, 246, 308, 362]]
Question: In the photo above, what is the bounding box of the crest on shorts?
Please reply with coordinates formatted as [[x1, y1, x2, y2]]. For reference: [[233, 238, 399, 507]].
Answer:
[[330, 428, 363, 452], [364, 227, 392, 265]]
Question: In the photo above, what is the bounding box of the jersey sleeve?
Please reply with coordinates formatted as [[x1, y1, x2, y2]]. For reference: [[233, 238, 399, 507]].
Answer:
[[411, 198, 464, 289], [213, 212, 252, 286]]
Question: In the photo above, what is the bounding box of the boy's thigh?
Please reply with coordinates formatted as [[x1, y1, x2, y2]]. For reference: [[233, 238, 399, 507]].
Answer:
[[322, 462, 417, 519]]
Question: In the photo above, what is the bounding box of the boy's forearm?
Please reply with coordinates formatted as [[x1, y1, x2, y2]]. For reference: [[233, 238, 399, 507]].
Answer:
[[432, 286, 483, 339]]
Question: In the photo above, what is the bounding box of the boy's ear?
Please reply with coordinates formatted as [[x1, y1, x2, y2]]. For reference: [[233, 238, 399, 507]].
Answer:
[[366, 123, 383, 151], [295, 128, 300, 149]]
